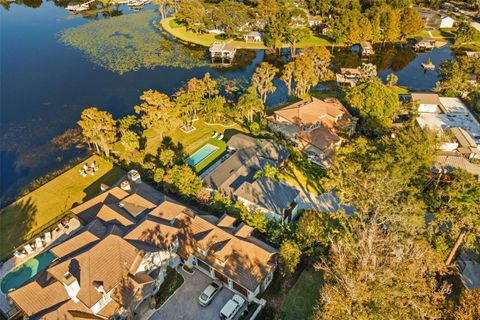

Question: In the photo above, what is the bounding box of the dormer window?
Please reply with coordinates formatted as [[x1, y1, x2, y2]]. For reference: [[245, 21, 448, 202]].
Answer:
[[215, 258, 227, 267], [196, 247, 208, 256]]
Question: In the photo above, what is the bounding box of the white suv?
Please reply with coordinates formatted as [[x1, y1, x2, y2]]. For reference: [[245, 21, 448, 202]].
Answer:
[[219, 294, 245, 320]]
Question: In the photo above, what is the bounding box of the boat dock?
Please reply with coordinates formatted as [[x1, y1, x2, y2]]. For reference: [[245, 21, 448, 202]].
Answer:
[[209, 42, 237, 64], [66, 0, 95, 12]]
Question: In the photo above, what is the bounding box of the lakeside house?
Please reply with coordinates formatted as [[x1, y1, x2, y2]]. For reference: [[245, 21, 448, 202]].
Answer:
[[413, 37, 436, 52], [204, 134, 301, 222], [267, 97, 357, 168], [244, 31, 262, 42], [414, 94, 480, 177], [335, 67, 361, 87], [7, 176, 277, 319], [209, 42, 236, 64]]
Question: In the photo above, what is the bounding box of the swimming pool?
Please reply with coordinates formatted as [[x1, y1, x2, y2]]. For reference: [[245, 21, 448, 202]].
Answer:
[[1, 251, 56, 293], [186, 143, 219, 167]]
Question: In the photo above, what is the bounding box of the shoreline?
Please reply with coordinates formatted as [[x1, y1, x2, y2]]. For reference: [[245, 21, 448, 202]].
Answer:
[[159, 17, 342, 50]]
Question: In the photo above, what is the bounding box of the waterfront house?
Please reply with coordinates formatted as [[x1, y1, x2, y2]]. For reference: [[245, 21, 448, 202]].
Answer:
[[204, 134, 302, 222], [335, 67, 361, 87], [244, 31, 262, 42], [267, 97, 356, 167], [7, 177, 277, 319], [209, 42, 236, 64], [359, 41, 374, 57], [413, 37, 436, 51]]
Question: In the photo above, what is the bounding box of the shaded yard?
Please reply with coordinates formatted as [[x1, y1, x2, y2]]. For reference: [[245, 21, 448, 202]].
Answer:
[[280, 270, 324, 320], [280, 160, 325, 195], [0, 155, 124, 260]]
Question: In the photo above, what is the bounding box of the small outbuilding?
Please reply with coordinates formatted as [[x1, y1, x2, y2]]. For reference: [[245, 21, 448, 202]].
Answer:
[[439, 16, 455, 29], [244, 31, 262, 43], [359, 41, 374, 57]]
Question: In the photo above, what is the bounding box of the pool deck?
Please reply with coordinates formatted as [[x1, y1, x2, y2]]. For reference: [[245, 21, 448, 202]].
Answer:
[[0, 217, 81, 317]]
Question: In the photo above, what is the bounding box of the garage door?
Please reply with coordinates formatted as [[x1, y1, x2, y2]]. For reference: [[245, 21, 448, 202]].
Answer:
[[232, 281, 248, 297], [196, 258, 211, 272], [214, 270, 228, 284]]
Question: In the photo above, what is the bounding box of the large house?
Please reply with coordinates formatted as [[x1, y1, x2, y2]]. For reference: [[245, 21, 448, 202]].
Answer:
[[7, 177, 277, 319], [414, 94, 480, 177], [268, 97, 356, 167], [204, 134, 301, 222]]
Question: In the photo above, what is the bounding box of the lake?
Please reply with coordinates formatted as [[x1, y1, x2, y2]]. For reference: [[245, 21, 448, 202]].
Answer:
[[0, 0, 454, 203]]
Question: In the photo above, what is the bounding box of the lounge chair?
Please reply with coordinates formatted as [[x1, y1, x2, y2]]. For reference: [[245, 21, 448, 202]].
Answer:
[[24, 244, 34, 254], [218, 134, 224, 140], [14, 251, 26, 259], [35, 237, 43, 249], [44, 232, 52, 243]]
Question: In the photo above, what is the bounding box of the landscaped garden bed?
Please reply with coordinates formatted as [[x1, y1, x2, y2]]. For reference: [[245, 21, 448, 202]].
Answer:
[[154, 268, 185, 308]]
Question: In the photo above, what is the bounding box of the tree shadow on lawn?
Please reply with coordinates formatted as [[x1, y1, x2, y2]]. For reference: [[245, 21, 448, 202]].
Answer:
[[81, 166, 126, 203], [0, 197, 38, 260]]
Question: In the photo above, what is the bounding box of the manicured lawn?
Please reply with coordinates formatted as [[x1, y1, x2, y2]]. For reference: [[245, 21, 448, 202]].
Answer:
[[155, 267, 184, 308], [0, 155, 124, 260], [144, 120, 247, 172], [161, 17, 337, 49], [280, 270, 323, 320]]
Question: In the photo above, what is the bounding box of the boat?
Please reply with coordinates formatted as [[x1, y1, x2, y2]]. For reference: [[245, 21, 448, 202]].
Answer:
[[421, 59, 435, 71]]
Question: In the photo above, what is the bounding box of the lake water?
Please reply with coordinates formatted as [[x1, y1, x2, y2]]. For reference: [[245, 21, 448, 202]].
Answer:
[[0, 0, 454, 203]]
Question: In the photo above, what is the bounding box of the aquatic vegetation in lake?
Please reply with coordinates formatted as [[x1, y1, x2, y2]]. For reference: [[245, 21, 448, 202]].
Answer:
[[59, 10, 208, 74]]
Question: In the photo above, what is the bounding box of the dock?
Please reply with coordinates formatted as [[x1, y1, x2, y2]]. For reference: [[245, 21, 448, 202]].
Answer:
[[359, 41, 374, 57], [209, 42, 236, 64], [66, 0, 95, 12]]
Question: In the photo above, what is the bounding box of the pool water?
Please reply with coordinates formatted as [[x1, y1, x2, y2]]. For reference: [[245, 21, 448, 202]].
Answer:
[[186, 144, 219, 167], [1, 251, 56, 293]]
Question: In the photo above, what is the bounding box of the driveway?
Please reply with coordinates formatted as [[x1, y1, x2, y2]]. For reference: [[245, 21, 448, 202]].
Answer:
[[149, 268, 245, 320]]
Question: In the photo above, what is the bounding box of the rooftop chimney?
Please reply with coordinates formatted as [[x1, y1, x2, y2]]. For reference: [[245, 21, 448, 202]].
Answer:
[[62, 272, 80, 303]]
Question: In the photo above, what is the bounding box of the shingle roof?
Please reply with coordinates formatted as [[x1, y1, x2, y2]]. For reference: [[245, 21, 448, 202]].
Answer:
[[451, 127, 477, 148], [205, 134, 289, 194], [273, 97, 349, 126], [433, 152, 480, 176], [174, 211, 277, 291], [234, 178, 299, 214], [47, 235, 141, 308], [411, 92, 441, 105]]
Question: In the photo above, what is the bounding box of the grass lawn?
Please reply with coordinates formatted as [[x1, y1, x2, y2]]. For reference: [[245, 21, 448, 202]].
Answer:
[[280, 160, 325, 195], [155, 267, 184, 307], [161, 17, 337, 49], [280, 270, 324, 320], [0, 155, 124, 260], [144, 120, 248, 172]]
